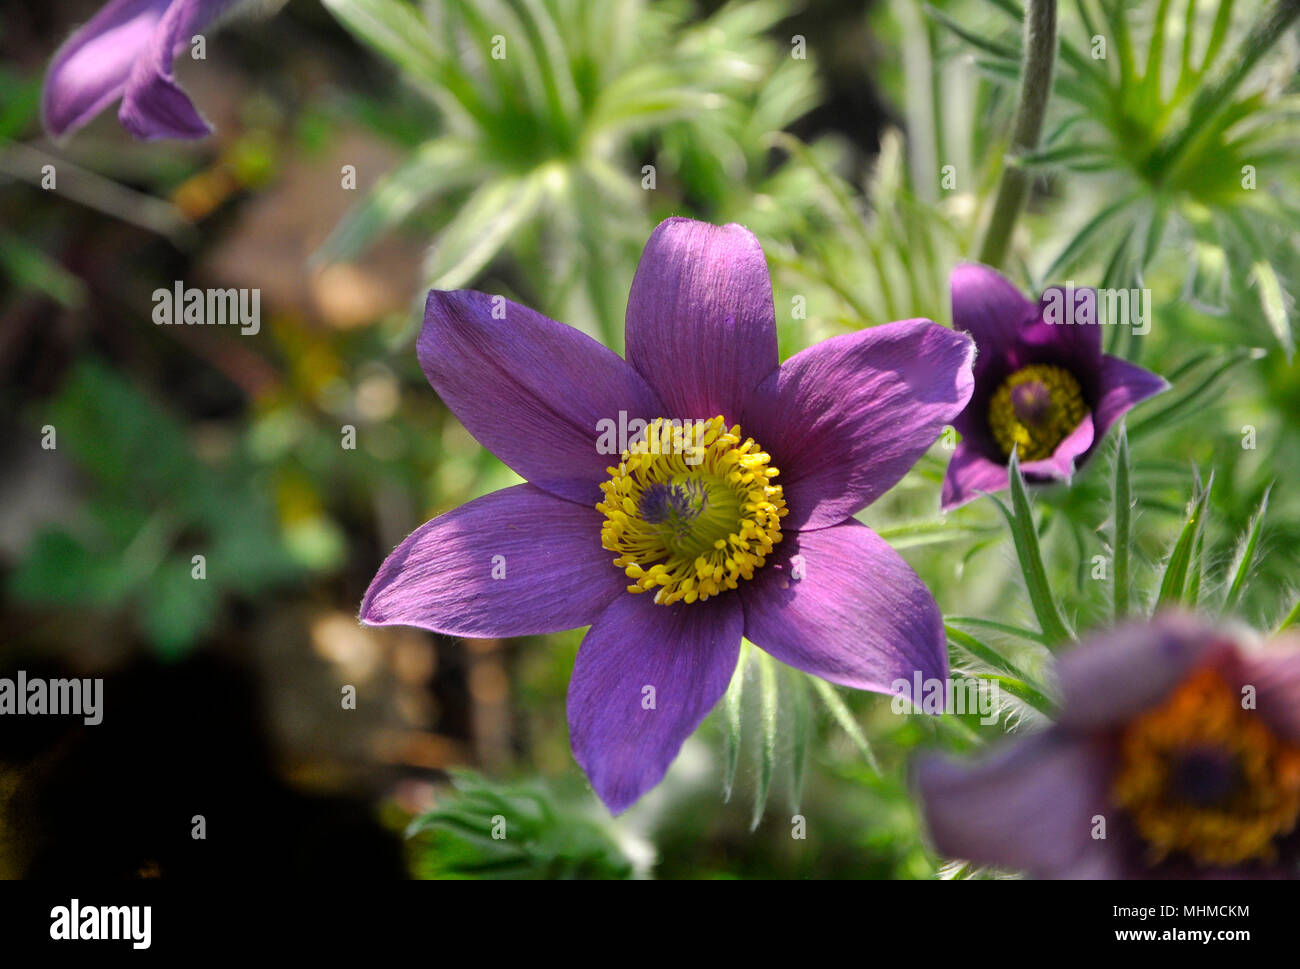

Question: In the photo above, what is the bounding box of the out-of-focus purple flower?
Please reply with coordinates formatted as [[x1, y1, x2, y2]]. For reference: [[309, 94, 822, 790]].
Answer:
[[941, 264, 1168, 510], [361, 217, 976, 813], [917, 614, 1300, 878], [43, 0, 247, 140]]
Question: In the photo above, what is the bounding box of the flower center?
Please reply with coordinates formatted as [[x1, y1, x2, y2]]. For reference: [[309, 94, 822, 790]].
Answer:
[[987, 364, 1088, 461], [597, 416, 786, 606], [1111, 668, 1300, 868]]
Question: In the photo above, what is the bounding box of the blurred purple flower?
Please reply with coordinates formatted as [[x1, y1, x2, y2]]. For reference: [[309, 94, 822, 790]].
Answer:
[[917, 614, 1300, 878], [361, 217, 975, 812], [43, 0, 244, 140], [941, 264, 1168, 510]]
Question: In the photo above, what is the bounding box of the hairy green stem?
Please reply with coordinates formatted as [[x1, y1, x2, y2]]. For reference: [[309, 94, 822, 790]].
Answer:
[[976, 0, 1058, 268]]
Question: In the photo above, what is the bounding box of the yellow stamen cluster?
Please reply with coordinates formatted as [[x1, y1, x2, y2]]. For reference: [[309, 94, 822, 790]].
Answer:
[[597, 415, 786, 605], [1111, 668, 1300, 868], [987, 363, 1088, 461]]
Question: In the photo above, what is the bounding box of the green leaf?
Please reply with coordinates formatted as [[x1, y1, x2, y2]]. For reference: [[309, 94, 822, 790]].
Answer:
[[319, 0, 441, 85], [787, 668, 811, 814], [1252, 259, 1294, 359], [721, 641, 749, 802], [1041, 193, 1140, 281], [1113, 423, 1132, 619], [873, 519, 1001, 549], [1186, 521, 1207, 609], [945, 615, 1049, 646], [1128, 352, 1253, 442], [925, 4, 1019, 61], [0, 229, 87, 308], [945, 625, 1055, 715], [751, 650, 779, 830], [1277, 597, 1300, 633], [423, 169, 550, 289], [979, 674, 1055, 716], [315, 139, 483, 263], [810, 678, 879, 774], [1222, 485, 1272, 614], [989, 450, 1073, 645], [1154, 473, 1213, 611]]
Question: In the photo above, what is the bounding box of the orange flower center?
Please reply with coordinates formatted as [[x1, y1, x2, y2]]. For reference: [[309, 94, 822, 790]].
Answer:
[[1111, 668, 1300, 867]]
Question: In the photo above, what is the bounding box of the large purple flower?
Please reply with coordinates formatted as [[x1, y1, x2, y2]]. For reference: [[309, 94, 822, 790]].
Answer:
[[43, 0, 246, 140], [917, 614, 1300, 878], [361, 217, 975, 812], [941, 264, 1168, 510]]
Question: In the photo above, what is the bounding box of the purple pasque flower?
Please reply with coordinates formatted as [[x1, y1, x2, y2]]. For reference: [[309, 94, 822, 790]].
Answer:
[[941, 264, 1168, 510], [917, 614, 1300, 878], [361, 217, 975, 813], [43, 0, 246, 141]]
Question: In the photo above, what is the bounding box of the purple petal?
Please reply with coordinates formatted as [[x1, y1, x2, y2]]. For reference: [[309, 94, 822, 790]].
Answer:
[[941, 440, 1010, 510], [118, 0, 233, 140], [568, 593, 743, 813], [624, 218, 778, 424], [1057, 614, 1223, 730], [1223, 640, 1300, 747], [42, 0, 173, 138], [742, 319, 973, 530], [916, 730, 1119, 878], [740, 520, 947, 693], [419, 290, 663, 505], [1027, 285, 1103, 363], [1020, 411, 1095, 479], [1092, 354, 1170, 438], [360, 484, 625, 637], [950, 263, 1038, 374]]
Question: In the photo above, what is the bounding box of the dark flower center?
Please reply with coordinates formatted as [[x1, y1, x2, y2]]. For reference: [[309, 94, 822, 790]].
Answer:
[[987, 364, 1088, 461], [1111, 668, 1300, 868], [1168, 746, 1243, 808]]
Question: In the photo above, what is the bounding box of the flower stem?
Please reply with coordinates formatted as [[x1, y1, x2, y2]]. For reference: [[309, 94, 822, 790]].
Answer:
[[976, 0, 1058, 269]]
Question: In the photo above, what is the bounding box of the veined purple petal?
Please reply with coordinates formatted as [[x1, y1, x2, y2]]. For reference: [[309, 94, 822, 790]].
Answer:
[[360, 484, 625, 637], [742, 319, 974, 530], [940, 440, 1010, 510], [625, 218, 778, 424], [419, 290, 663, 505], [119, 0, 233, 139], [42, 0, 174, 138], [1056, 614, 1223, 730], [740, 520, 947, 693], [950, 262, 1039, 376], [568, 593, 743, 813], [916, 730, 1118, 878], [1092, 354, 1170, 438]]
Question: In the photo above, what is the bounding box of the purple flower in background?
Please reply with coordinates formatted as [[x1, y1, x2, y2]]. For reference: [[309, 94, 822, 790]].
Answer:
[[941, 264, 1168, 510], [361, 217, 975, 813], [917, 614, 1300, 878], [43, 0, 249, 140]]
